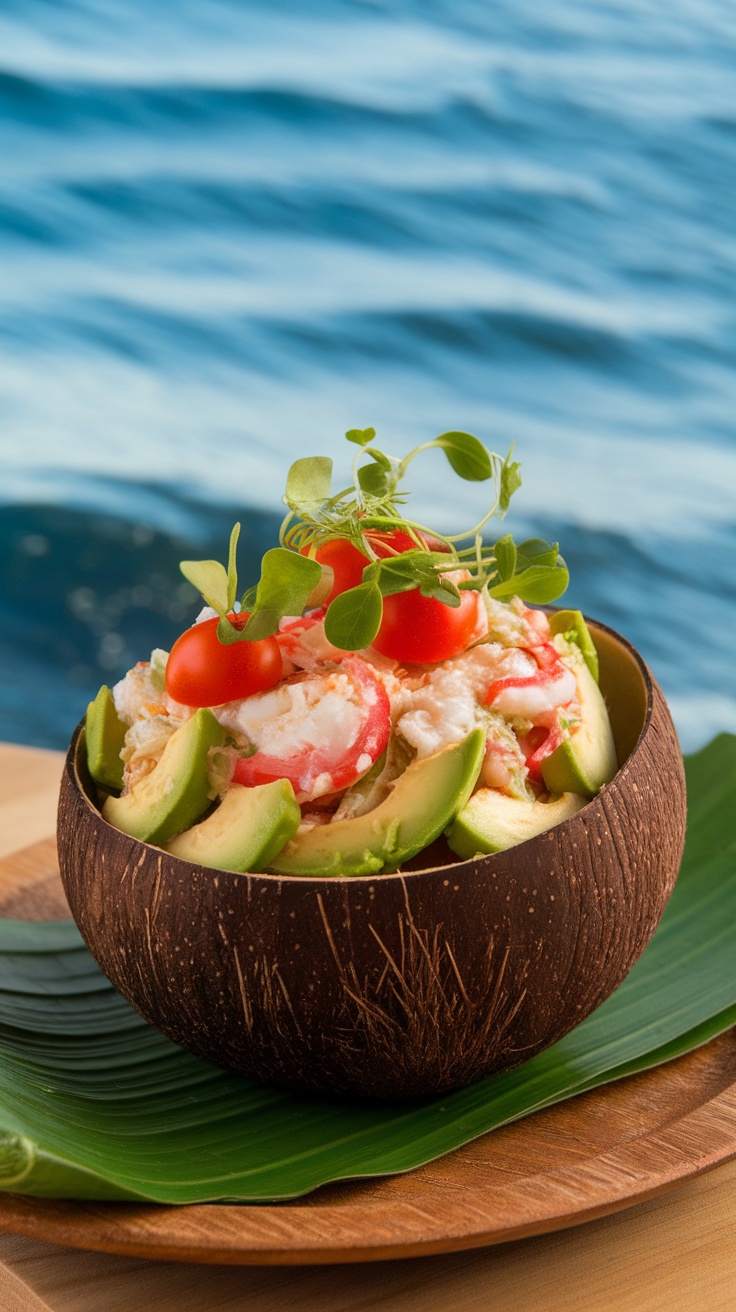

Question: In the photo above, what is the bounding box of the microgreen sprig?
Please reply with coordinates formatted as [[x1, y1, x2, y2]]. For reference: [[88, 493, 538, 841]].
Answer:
[[179, 524, 323, 644], [179, 429, 569, 650]]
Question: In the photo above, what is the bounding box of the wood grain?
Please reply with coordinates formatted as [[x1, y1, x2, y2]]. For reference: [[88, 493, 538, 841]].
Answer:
[[0, 745, 63, 861], [0, 831, 734, 1265]]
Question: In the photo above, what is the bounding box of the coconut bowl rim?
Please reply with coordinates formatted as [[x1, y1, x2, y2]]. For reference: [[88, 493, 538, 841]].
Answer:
[[64, 614, 654, 888]]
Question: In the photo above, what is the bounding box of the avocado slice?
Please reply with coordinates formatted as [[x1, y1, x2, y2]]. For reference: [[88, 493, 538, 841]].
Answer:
[[267, 728, 486, 877], [164, 780, 300, 872], [85, 686, 127, 792], [540, 658, 617, 799], [548, 609, 599, 682], [446, 787, 587, 858], [102, 709, 224, 844]]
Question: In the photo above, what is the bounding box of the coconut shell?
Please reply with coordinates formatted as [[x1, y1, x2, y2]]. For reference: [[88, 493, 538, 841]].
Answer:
[[57, 620, 686, 1098]]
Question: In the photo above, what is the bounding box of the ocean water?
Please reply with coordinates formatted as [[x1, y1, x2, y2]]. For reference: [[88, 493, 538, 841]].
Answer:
[[0, 0, 734, 750]]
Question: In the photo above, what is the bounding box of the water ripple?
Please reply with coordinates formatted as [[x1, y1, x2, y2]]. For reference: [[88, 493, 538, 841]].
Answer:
[[0, 0, 734, 748]]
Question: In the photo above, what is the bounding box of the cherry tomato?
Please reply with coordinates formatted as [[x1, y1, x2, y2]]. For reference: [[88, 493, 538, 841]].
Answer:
[[369, 529, 426, 554], [233, 656, 390, 802], [303, 530, 468, 663], [302, 539, 368, 604], [165, 614, 282, 708], [372, 586, 485, 664], [302, 530, 434, 605]]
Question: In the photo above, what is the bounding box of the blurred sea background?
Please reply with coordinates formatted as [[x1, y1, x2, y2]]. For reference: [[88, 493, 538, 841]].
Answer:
[[0, 0, 734, 752]]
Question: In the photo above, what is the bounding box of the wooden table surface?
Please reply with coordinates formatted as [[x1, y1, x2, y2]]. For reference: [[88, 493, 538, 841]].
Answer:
[[1, 741, 736, 1311]]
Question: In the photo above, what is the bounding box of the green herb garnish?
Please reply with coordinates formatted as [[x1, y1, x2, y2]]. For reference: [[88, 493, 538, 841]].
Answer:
[[180, 430, 569, 648]]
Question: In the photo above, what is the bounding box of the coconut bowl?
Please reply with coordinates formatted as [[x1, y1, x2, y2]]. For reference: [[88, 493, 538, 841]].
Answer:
[[58, 619, 686, 1099]]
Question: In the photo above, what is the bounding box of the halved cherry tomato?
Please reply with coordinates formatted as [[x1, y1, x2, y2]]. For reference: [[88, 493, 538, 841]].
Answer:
[[165, 614, 282, 708], [233, 656, 390, 802], [372, 585, 485, 664]]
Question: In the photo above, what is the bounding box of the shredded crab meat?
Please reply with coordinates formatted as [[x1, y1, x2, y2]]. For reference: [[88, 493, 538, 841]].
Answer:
[[276, 613, 345, 674], [113, 660, 192, 791], [113, 661, 190, 727], [119, 715, 179, 792], [390, 645, 536, 760], [217, 671, 364, 763], [481, 714, 532, 799], [483, 595, 548, 647]]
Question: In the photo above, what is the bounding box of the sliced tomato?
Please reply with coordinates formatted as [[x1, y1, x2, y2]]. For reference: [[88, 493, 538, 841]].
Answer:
[[232, 656, 390, 803], [165, 613, 282, 708]]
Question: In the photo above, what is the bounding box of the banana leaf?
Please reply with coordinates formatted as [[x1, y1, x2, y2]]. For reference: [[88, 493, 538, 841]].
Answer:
[[0, 734, 733, 1203]]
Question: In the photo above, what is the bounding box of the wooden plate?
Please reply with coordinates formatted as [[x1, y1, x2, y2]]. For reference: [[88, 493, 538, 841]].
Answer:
[[0, 838, 735, 1267]]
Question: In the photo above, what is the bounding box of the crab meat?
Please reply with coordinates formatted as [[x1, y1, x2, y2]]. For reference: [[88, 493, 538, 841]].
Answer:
[[230, 656, 391, 803]]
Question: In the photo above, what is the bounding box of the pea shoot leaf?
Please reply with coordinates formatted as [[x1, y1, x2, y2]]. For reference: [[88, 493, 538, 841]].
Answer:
[[499, 451, 522, 513], [304, 565, 335, 609], [369, 554, 421, 597], [489, 563, 570, 604], [240, 583, 258, 612], [516, 538, 560, 570], [242, 549, 323, 641], [324, 582, 383, 650], [493, 534, 517, 582], [356, 449, 401, 501], [345, 427, 376, 447], [433, 431, 492, 482], [357, 462, 392, 498], [216, 615, 244, 645], [178, 559, 229, 616], [365, 449, 394, 473], [226, 522, 240, 612], [419, 577, 462, 607], [284, 457, 333, 513]]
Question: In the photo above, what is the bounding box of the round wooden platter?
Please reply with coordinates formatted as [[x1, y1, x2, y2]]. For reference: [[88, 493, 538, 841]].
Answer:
[[1, 838, 736, 1267]]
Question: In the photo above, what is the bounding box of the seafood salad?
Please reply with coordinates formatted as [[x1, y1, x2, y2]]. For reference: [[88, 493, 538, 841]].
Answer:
[[86, 430, 617, 874]]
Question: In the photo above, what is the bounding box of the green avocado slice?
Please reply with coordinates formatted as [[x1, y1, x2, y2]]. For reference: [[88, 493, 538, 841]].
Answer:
[[446, 788, 587, 858], [267, 728, 486, 877], [164, 780, 301, 873], [102, 709, 224, 844], [548, 609, 599, 682], [541, 657, 617, 799], [85, 686, 127, 792]]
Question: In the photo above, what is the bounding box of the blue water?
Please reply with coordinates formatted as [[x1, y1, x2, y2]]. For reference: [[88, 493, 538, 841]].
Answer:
[[0, 0, 734, 751]]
